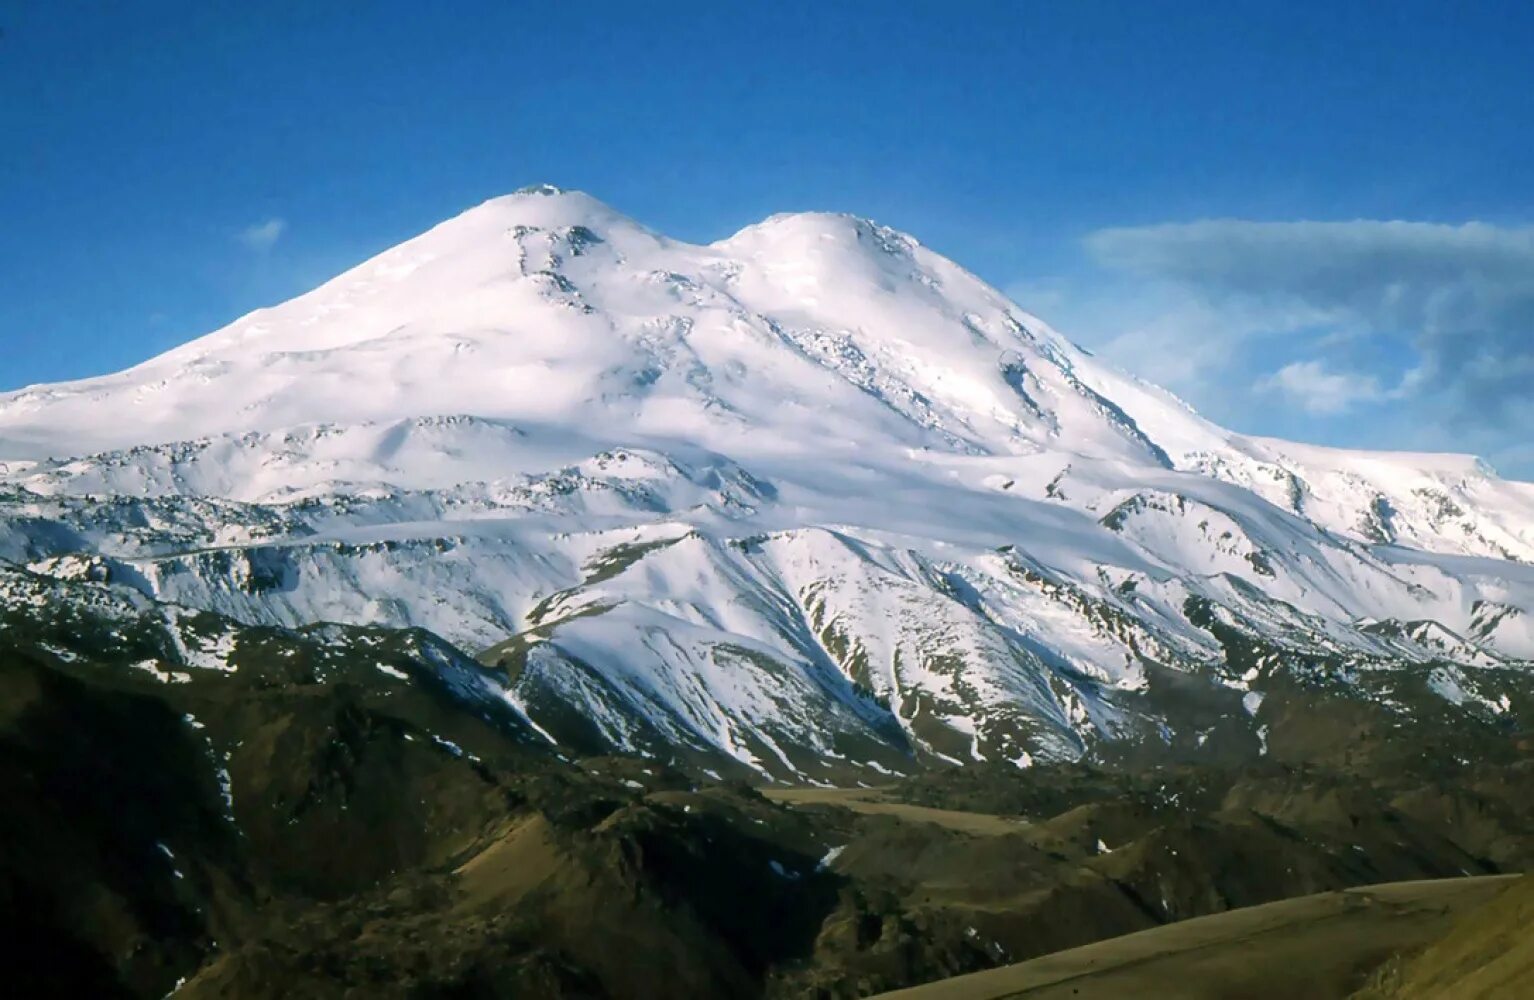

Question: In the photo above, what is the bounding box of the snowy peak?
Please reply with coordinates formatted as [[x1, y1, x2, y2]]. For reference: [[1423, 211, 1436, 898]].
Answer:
[[159, 185, 654, 360], [2, 188, 1527, 539], [1, 188, 1527, 553], [0, 189, 1181, 472], [2, 188, 1533, 778], [453, 183, 659, 247]]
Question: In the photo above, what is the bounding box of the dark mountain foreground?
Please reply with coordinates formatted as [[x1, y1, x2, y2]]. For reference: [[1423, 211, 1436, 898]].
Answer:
[[3, 586, 1532, 999]]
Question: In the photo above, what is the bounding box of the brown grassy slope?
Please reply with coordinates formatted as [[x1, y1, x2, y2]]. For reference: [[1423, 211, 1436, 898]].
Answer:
[[868, 876, 1518, 1000], [1354, 874, 1534, 999], [761, 786, 1029, 836]]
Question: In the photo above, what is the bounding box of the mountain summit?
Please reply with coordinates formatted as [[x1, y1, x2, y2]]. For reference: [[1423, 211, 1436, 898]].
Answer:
[[0, 186, 1189, 472], [2, 190, 1532, 778]]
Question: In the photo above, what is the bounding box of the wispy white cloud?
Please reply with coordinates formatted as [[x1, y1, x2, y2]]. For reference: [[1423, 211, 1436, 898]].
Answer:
[[1256, 360, 1388, 415], [1016, 217, 1534, 476], [237, 217, 287, 252], [1083, 219, 1534, 423]]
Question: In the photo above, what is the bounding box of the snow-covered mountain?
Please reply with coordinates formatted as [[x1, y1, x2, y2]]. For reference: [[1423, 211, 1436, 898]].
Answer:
[[4, 185, 1533, 779]]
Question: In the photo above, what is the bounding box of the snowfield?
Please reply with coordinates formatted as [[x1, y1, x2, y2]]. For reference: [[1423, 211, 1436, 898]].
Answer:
[[3, 185, 1532, 777]]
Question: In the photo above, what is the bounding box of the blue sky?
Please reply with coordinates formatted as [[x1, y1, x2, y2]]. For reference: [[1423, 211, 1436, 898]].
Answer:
[[3, 1, 1532, 474]]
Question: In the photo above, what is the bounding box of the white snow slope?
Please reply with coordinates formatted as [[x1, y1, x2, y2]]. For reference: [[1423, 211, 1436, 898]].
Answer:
[[3, 185, 1533, 779]]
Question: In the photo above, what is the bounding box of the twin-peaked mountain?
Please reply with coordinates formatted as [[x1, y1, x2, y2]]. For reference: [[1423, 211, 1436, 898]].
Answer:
[[3, 185, 1532, 779]]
